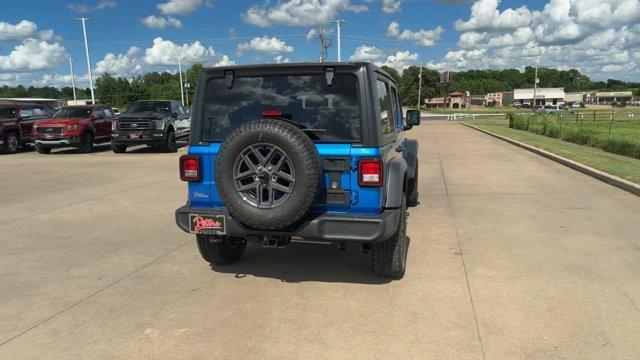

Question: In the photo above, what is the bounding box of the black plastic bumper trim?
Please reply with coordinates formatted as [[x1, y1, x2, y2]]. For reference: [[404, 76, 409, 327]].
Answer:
[[175, 204, 400, 243]]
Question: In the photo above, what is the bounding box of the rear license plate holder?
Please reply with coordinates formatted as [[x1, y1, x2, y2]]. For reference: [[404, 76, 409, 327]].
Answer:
[[188, 213, 226, 235]]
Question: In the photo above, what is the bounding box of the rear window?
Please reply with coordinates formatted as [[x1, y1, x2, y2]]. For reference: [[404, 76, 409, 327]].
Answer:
[[202, 74, 361, 142]]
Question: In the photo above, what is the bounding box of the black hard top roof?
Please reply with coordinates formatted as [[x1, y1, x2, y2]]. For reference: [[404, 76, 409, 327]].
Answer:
[[204, 62, 396, 84]]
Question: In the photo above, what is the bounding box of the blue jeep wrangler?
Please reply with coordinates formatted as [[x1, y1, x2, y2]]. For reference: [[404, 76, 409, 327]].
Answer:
[[175, 62, 420, 278]]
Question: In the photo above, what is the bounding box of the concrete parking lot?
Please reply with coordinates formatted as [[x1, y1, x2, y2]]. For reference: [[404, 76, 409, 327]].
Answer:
[[1, 122, 639, 359]]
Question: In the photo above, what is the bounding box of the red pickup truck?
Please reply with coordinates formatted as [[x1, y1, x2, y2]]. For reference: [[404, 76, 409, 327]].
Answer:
[[1, 103, 54, 154], [32, 105, 116, 154]]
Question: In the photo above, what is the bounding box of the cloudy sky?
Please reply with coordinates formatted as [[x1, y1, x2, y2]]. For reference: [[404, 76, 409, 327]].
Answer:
[[1, 0, 639, 89]]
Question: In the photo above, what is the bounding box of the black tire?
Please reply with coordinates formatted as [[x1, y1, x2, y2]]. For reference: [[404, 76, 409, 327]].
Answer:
[[215, 119, 322, 230], [1, 132, 20, 154], [196, 235, 246, 265], [111, 143, 127, 153], [78, 132, 94, 153], [35, 144, 51, 154], [372, 195, 409, 279], [407, 162, 419, 207], [162, 129, 177, 153]]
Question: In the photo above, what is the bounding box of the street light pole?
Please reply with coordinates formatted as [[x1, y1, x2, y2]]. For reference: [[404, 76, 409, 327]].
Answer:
[[67, 57, 77, 102], [177, 56, 184, 106], [76, 17, 95, 104], [331, 20, 345, 61], [533, 64, 538, 108], [417, 62, 423, 110]]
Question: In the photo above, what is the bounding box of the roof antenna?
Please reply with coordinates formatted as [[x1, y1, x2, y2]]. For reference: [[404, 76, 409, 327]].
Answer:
[[318, 24, 332, 63]]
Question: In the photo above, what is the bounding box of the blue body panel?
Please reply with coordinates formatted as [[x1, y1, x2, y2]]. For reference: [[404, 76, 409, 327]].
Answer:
[[187, 143, 384, 215]]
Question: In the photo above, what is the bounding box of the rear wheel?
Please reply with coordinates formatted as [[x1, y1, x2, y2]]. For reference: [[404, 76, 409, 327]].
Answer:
[[111, 143, 127, 153], [35, 144, 51, 154], [78, 132, 94, 153], [372, 195, 409, 279], [196, 235, 246, 265], [2, 132, 19, 154]]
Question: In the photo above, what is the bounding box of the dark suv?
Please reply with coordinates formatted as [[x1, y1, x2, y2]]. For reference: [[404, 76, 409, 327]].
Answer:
[[111, 100, 190, 153], [0, 103, 54, 154], [175, 63, 420, 278]]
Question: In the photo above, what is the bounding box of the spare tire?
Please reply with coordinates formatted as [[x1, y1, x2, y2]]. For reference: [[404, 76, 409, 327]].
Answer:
[[215, 119, 322, 230]]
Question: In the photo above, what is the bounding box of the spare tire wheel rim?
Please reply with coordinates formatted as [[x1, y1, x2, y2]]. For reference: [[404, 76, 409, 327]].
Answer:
[[232, 143, 295, 209]]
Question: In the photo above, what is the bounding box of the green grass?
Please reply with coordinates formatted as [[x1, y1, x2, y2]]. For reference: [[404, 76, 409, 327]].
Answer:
[[463, 118, 640, 184]]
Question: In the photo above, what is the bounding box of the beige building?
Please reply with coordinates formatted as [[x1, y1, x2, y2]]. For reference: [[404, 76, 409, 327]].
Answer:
[[485, 92, 506, 107]]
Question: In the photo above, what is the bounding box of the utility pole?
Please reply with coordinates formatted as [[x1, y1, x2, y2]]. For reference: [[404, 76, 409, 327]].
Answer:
[[417, 62, 423, 110], [317, 25, 332, 63], [76, 17, 95, 104], [67, 57, 77, 102], [331, 20, 345, 61]]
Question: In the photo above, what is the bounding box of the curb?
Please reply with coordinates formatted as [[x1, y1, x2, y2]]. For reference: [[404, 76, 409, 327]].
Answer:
[[460, 122, 640, 197]]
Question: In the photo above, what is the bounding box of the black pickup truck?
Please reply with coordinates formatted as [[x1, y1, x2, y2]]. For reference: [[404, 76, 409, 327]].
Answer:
[[111, 100, 190, 153]]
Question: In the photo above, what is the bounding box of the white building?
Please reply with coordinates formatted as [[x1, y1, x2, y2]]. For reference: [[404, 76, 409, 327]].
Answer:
[[586, 91, 633, 105], [504, 88, 565, 106]]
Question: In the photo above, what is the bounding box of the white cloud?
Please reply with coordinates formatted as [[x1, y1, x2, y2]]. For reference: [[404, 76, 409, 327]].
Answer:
[[242, 0, 368, 27], [213, 55, 235, 67], [382, 0, 401, 13], [487, 27, 533, 47], [274, 55, 290, 63], [377, 50, 418, 71], [237, 36, 294, 55], [306, 28, 318, 41], [0, 20, 37, 41], [157, 0, 210, 16], [95, 47, 143, 75], [602, 62, 637, 72], [143, 37, 218, 65], [349, 45, 385, 61], [67, 0, 116, 13], [387, 21, 443, 47], [457, 31, 487, 49], [141, 15, 182, 29], [454, 0, 532, 32], [0, 39, 66, 72], [0, 20, 59, 42]]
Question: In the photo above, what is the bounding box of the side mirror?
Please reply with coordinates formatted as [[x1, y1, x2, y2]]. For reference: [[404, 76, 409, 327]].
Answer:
[[405, 109, 421, 130], [92, 113, 104, 120]]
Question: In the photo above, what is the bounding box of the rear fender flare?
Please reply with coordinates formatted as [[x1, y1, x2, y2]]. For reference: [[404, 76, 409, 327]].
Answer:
[[405, 139, 419, 180], [384, 155, 407, 208]]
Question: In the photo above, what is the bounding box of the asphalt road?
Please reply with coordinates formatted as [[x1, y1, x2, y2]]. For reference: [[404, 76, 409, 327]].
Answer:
[[1, 122, 639, 359]]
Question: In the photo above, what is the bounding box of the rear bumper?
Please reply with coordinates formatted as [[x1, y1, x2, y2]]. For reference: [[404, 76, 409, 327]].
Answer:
[[175, 204, 400, 243]]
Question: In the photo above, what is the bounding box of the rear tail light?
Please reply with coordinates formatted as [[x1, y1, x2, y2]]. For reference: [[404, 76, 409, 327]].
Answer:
[[179, 155, 201, 182], [359, 159, 383, 187]]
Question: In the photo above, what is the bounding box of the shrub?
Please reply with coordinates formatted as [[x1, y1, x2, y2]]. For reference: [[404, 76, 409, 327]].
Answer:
[[561, 128, 594, 145], [528, 121, 545, 135], [512, 116, 529, 130], [544, 123, 561, 138], [507, 112, 516, 128], [602, 138, 640, 159]]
